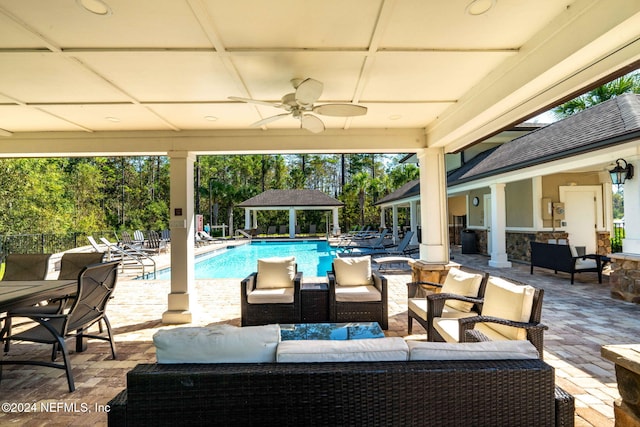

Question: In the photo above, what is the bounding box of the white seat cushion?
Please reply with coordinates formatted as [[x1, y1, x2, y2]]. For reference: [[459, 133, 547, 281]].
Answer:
[[335, 284, 381, 302], [276, 337, 409, 362], [432, 317, 512, 343], [408, 297, 477, 321], [480, 277, 535, 340], [575, 258, 598, 269], [247, 287, 294, 304], [439, 267, 484, 312], [408, 340, 539, 360], [333, 256, 373, 286], [256, 256, 296, 289], [154, 324, 280, 363]]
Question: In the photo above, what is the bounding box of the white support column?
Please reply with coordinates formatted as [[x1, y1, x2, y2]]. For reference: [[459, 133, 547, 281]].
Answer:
[[392, 205, 399, 243], [417, 148, 449, 263], [332, 207, 340, 236], [379, 207, 386, 230], [252, 210, 258, 229], [623, 157, 640, 254], [488, 182, 512, 268], [163, 151, 196, 324], [410, 200, 419, 245], [244, 208, 251, 229], [289, 207, 296, 238]]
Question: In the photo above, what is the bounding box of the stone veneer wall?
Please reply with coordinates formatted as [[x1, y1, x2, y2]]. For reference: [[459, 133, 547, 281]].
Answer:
[[455, 229, 611, 261], [609, 253, 640, 304]]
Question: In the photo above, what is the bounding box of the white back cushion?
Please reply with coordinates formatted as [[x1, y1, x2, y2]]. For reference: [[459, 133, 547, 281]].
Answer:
[[276, 337, 409, 362], [154, 324, 280, 363], [481, 277, 535, 340], [256, 256, 296, 289], [408, 340, 539, 360], [333, 256, 373, 286], [440, 267, 484, 312]]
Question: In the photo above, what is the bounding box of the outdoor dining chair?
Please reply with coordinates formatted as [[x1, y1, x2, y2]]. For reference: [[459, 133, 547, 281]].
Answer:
[[2, 252, 106, 352], [1, 253, 52, 281], [0, 260, 120, 392]]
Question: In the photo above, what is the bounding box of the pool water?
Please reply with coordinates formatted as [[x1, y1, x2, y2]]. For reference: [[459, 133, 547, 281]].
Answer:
[[156, 240, 336, 280]]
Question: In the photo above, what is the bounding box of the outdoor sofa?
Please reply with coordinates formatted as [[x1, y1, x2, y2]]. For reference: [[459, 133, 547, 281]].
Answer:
[[107, 324, 574, 426], [530, 241, 604, 284]]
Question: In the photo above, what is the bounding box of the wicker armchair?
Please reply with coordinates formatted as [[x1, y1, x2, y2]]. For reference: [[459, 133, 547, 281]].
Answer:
[[241, 257, 302, 326], [407, 265, 488, 335], [327, 256, 388, 329], [428, 276, 548, 358]]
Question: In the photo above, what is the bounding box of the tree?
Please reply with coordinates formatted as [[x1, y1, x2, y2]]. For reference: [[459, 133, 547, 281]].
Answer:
[[553, 72, 640, 118]]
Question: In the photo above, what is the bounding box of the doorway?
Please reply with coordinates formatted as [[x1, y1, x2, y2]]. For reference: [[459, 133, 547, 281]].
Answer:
[[559, 186, 603, 254]]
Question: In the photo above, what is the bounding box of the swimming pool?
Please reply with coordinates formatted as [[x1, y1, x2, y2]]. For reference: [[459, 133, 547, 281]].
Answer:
[[155, 240, 337, 280]]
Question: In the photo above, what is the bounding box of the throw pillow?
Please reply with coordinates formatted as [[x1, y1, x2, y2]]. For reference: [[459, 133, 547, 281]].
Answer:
[[333, 256, 373, 286], [256, 256, 296, 289], [480, 277, 535, 340], [440, 267, 483, 312]]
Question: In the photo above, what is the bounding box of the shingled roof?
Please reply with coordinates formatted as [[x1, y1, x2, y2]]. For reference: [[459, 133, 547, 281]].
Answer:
[[375, 179, 420, 205], [238, 189, 343, 208], [454, 93, 640, 183]]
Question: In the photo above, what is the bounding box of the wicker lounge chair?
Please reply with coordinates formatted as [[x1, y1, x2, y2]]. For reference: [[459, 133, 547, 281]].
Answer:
[[241, 257, 302, 326], [407, 265, 489, 335], [429, 276, 548, 358], [327, 256, 388, 329]]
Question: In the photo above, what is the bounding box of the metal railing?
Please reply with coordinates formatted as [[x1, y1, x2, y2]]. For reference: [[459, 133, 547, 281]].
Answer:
[[612, 222, 625, 253], [0, 231, 115, 256]]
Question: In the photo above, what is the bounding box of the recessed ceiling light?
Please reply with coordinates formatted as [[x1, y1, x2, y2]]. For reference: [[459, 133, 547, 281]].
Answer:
[[465, 0, 496, 16], [204, 116, 218, 121], [389, 114, 402, 120], [105, 116, 120, 122], [76, 0, 112, 16]]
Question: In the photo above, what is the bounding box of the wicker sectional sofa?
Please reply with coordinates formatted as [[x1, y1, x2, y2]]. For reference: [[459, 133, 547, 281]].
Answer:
[[107, 325, 574, 426]]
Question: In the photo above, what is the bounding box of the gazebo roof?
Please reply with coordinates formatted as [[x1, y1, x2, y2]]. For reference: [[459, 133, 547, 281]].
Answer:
[[238, 189, 343, 208]]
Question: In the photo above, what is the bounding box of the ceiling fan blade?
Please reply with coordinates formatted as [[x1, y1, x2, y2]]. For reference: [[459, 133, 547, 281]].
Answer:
[[251, 113, 290, 127], [313, 103, 367, 117], [228, 96, 283, 109], [295, 78, 323, 107], [301, 114, 325, 133]]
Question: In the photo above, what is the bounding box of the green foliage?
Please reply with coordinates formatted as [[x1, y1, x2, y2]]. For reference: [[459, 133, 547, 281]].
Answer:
[[0, 153, 418, 237], [553, 72, 640, 118]]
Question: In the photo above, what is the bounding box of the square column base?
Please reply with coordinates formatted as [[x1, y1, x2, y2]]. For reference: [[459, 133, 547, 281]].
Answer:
[[162, 310, 193, 324]]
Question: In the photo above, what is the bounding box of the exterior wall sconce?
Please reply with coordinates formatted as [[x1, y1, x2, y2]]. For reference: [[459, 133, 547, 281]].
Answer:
[[609, 158, 634, 187]]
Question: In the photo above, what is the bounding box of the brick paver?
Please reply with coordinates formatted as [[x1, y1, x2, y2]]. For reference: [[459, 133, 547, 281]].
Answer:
[[0, 246, 635, 426]]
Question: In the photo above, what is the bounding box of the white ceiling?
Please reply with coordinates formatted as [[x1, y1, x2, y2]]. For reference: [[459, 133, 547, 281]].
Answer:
[[0, 0, 639, 155]]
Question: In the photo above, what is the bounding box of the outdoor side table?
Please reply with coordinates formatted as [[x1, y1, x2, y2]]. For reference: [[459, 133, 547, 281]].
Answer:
[[300, 282, 329, 322]]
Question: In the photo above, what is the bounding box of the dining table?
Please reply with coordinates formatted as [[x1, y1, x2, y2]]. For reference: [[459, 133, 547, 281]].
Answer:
[[0, 279, 82, 350]]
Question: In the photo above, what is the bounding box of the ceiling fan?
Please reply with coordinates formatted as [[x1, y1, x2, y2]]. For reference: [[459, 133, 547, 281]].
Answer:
[[229, 78, 367, 133]]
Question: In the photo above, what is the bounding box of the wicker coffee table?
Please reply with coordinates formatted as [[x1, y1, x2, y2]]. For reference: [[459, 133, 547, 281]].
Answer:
[[279, 322, 384, 341]]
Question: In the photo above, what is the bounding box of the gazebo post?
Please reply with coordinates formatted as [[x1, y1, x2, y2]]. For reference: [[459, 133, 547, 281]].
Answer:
[[289, 207, 296, 238], [244, 208, 251, 230]]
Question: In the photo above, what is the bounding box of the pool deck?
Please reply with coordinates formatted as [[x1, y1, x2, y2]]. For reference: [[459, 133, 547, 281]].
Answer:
[[0, 243, 637, 426]]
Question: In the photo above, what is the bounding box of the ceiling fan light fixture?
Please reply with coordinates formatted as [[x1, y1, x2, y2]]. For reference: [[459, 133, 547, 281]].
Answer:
[[77, 0, 112, 16], [465, 0, 496, 16]]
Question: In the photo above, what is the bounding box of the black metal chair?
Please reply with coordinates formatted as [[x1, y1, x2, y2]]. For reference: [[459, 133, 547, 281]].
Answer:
[[1, 253, 52, 281], [0, 261, 120, 392]]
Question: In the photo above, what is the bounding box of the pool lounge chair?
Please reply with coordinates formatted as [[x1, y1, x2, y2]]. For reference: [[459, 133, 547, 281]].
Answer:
[[340, 231, 414, 256]]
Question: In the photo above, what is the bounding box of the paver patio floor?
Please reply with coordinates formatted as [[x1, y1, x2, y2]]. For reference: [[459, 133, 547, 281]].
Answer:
[[0, 246, 636, 426]]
